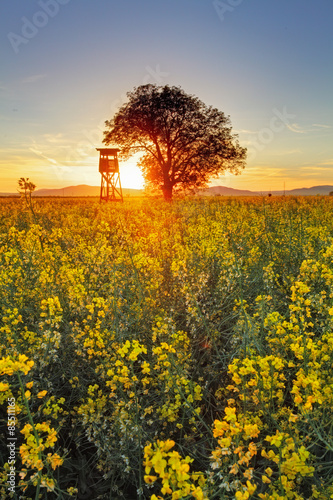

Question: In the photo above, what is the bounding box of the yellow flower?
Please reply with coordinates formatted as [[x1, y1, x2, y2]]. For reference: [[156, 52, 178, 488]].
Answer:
[[243, 424, 260, 439], [246, 480, 257, 495], [37, 390, 48, 398], [230, 463, 239, 475], [213, 419, 229, 437], [40, 476, 56, 491], [265, 467, 273, 477], [235, 491, 249, 500], [144, 475, 157, 484], [191, 486, 205, 499], [0, 382, 9, 392], [0, 355, 34, 376], [47, 453, 63, 469], [21, 423, 33, 437], [141, 361, 150, 374], [161, 481, 172, 495], [171, 490, 182, 499], [224, 406, 237, 422]]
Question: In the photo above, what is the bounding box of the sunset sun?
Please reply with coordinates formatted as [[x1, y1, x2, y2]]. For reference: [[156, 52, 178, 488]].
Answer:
[[119, 160, 145, 190]]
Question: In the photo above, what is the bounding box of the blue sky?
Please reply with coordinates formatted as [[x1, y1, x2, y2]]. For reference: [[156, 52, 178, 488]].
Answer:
[[1, 0, 332, 191]]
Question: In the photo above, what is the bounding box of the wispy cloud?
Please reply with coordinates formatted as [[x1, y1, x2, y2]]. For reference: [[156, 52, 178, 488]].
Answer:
[[28, 139, 95, 171], [234, 129, 258, 135], [274, 148, 302, 156], [286, 123, 307, 134], [21, 74, 47, 84], [286, 122, 332, 134], [42, 133, 67, 144], [312, 123, 332, 129], [316, 159, 333, 166], [29, 145, 60, 166], [300, 165, 333, 172]]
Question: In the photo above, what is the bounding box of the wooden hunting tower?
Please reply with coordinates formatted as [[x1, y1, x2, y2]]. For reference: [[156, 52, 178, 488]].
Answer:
[[96, 148, 123, 202]]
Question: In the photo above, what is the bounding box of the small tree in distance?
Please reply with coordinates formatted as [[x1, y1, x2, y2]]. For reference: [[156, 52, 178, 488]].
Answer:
[[103, 84, 246, 200], [18, 177, 36, 200], [18, 177, 36, 216]]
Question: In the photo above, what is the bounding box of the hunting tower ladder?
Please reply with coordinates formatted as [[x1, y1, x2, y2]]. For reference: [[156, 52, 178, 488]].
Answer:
[[96, 148, 123, 202]]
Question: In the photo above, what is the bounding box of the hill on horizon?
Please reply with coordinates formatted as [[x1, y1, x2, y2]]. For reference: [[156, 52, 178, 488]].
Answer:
[[1, 184, 333, 197], [201, 184, 333, 197], [0, 185, 144, 197], [32, 185, 144, 197]]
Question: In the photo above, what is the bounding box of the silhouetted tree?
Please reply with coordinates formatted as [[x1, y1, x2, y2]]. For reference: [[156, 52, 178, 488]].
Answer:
[[18, 177, 36, 215], [103, 84, 246, 200]]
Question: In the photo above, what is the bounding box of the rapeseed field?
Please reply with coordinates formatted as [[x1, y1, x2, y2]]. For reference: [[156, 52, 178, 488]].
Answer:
[[1, 196, 333, 499]]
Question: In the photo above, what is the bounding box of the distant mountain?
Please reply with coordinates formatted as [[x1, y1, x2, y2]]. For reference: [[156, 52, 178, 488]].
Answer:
[[271, 185, 333, 196], [201, 186, 261, 196], [29, 184, 144, 197], [1, 184, 333, 198], [202, 185, 333, 197]]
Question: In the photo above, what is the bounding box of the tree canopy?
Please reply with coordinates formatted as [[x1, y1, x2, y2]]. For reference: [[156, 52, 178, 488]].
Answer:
[[103, 84, 246, 200]]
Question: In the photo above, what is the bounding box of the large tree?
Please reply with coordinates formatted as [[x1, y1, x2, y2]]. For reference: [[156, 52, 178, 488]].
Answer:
[[103, 84, 246, 200]]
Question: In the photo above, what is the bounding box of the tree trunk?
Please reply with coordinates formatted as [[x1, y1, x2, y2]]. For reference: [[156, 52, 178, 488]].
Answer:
[[162, 184, 173, 201]]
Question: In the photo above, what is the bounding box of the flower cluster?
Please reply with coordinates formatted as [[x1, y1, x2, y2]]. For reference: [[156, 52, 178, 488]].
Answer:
[[19, 422, 63, 493], [143, 439, 207, 499], [210, 406, 259, 497], [2, 195, 333, 497]]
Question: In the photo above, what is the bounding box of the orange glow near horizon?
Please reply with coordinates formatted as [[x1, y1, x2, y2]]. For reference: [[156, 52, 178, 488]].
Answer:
[[1, 150, 333, 194], [0, 155, 145, 193]]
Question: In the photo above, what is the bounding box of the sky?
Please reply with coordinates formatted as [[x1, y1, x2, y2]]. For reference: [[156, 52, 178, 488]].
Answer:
[[1, 0, 332, 193]]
